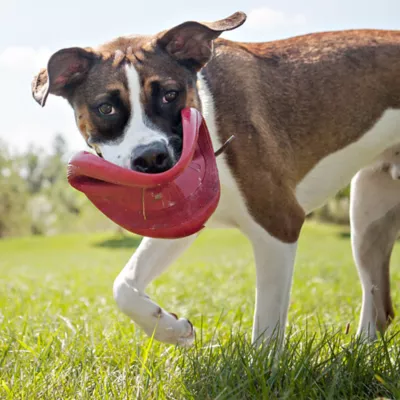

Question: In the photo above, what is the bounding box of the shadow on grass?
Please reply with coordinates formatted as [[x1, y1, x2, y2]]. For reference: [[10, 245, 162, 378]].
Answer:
[[339, 228, 400, 241], [338, 231, 351, 239], [93, 235, 143, 249], [337, 230, 400, 242]]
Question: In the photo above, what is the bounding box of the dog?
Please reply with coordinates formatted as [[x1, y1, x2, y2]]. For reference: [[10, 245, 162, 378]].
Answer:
[[32, 11, 400, 346], [350, 144, 400, 337]]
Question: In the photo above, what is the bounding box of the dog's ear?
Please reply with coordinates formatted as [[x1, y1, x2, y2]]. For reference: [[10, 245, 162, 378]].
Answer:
[[32, 47, 95, 107], [157, 11, 246, 70]]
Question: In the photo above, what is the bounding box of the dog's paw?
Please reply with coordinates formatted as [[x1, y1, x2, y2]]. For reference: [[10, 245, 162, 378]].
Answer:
[[176, 318, 195, 347], [143, 309, 195, 347]]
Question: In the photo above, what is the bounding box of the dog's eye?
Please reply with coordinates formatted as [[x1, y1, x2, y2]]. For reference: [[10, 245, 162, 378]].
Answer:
[[162, 91, 178, 104], [98, 103, 115, 115]]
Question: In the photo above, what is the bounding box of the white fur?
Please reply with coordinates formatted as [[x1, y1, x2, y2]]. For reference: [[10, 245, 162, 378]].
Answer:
[[296, 110, 400, 213], [98, 65, 169, 168], [378, 145, 400, 180], [198, 74, 251, 229], [351, 145, 400, 236], [113, 235, 197, 346], [350, 144, 400, 339]]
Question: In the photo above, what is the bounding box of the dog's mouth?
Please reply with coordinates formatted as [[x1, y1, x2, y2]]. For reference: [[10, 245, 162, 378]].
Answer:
[[67, 108, 220, 239], [67, 108, 234, 238]]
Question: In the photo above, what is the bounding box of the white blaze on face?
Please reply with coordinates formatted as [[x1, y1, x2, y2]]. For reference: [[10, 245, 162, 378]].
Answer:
[[98, 64, 169, 169]]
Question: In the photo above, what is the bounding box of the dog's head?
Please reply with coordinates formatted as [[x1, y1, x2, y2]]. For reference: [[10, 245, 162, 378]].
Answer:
[[32, 12, 246, 173]]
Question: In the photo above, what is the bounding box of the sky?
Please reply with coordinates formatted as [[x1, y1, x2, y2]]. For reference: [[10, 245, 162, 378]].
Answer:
[[0, 0, 399, 153]]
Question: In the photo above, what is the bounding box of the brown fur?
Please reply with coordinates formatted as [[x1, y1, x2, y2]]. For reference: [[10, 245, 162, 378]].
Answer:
[[201, 30, 400, 242], [75, 104, 93, 142], [31, 16, 400, 243]]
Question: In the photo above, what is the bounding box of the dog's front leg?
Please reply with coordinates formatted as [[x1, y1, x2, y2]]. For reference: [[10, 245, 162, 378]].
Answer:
[[248, 228, 298, 346], [113, 235, 197, 346]]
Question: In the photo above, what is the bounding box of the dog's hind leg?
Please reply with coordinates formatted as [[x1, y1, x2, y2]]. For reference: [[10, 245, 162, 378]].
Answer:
[[350, 166, 400, 340], [113, 235, 197, 346]]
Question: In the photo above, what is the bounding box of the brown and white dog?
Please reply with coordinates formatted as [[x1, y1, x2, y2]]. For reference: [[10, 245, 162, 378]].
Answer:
[[32, 12, 400, 346]]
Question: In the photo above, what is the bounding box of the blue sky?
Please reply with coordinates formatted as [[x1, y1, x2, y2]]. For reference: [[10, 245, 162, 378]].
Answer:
[[1, 0, 399, 153]]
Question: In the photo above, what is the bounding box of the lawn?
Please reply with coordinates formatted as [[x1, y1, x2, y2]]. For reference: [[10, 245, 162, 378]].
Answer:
[[0, 222, 399, 399]]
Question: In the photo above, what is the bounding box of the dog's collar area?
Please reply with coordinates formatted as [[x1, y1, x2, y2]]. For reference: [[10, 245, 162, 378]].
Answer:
[[214, 135, 235, 158]]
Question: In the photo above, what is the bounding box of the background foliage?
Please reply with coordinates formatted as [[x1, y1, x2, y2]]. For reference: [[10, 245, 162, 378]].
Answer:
[[0, 134, 115, 238]]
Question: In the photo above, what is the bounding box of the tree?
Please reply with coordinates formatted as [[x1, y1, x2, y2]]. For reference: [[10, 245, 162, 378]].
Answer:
[[0, 142, 30, 237]]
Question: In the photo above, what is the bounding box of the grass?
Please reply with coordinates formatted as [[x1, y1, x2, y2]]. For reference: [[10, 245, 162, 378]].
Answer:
[[0, 221, 399, 399]]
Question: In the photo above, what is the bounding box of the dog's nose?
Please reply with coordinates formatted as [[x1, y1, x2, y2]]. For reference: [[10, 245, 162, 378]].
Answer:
[[131, 142, 172, 173]]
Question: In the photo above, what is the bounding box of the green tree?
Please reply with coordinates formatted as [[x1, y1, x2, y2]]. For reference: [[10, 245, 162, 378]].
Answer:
[[0, 142, 31, 237]]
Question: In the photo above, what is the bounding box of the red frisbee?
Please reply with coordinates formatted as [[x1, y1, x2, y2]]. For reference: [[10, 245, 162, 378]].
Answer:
[[67, 108, 220, 238]]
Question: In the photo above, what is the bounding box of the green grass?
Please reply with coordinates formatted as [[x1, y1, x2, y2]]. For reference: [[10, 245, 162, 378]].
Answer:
[[0, 222, 399, 399]]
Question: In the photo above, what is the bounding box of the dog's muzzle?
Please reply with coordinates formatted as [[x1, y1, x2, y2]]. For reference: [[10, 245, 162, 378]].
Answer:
[[131, 142, 173, 173]]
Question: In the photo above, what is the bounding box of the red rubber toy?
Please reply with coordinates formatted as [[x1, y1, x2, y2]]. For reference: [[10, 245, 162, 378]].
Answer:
[[67, 108, 220, 239]]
